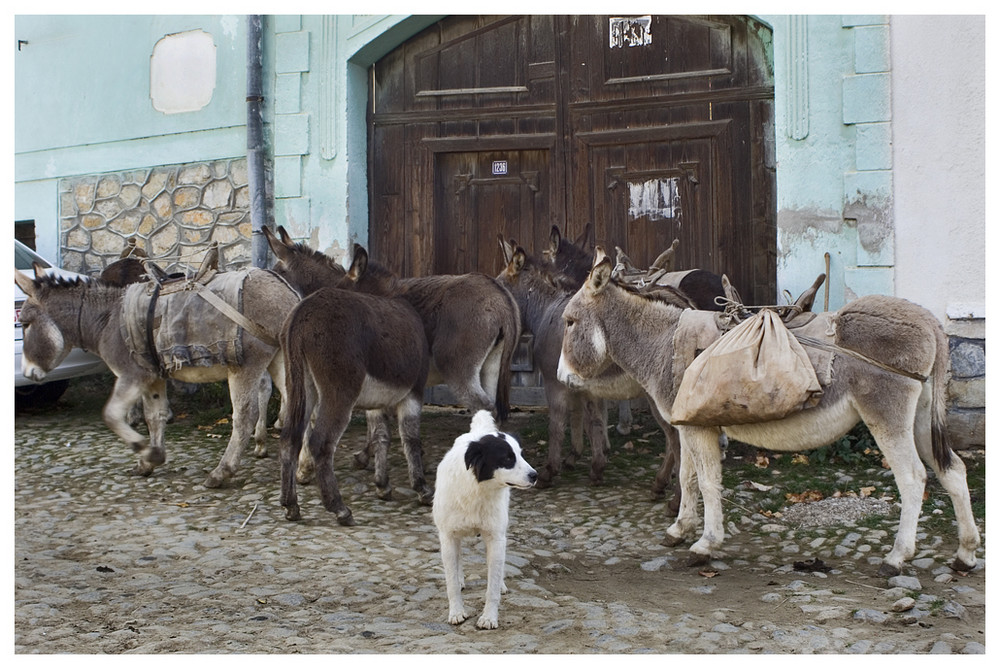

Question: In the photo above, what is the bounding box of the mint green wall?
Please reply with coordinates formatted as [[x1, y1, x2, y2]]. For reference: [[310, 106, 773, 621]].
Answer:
[[269, 15, 441, 266], [14, 15, 248, 263], [761, 14, 896, 312]]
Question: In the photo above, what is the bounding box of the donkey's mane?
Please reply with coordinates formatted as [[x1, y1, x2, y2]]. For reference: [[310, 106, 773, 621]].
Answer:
[[289, 241, 344, 271], [30, 274, 94, 291]]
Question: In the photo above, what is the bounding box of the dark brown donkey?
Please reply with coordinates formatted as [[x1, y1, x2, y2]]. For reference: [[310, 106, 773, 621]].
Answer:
[[279, 279, 432, 525], [264, 226, 521, 422]]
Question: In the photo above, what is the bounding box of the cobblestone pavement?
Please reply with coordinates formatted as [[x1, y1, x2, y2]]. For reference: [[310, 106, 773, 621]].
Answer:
[[13, 395, 987, 654]]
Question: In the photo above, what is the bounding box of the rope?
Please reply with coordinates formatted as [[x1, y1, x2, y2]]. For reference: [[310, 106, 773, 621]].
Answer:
[[712, 297, 927, 382], [794, 334, 928, 382]]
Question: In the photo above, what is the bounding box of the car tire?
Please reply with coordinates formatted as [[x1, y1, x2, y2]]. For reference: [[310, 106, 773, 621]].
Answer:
[[15, 379, 71, 409]]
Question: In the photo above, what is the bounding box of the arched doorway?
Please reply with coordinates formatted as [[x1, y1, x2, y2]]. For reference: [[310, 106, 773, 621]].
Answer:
[[369, 14, 775, 303]]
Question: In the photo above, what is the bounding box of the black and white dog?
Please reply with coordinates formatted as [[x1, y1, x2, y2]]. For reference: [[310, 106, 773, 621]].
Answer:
[[432, 410, 537, 629]]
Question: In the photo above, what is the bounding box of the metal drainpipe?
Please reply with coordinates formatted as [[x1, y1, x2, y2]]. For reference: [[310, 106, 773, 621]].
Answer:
[[247, 15, 268, 268]]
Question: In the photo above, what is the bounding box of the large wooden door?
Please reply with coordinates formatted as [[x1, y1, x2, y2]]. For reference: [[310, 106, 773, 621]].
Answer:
[[369, 14, 774, 303]]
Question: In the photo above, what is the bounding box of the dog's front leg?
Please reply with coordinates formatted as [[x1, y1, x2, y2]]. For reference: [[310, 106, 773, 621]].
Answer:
[[439, 533, 467, 625], [477, 532, 507, 629]]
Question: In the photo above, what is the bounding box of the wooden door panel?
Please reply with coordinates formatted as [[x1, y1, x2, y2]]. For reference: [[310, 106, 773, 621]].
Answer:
[[434, 149, 550, 276]]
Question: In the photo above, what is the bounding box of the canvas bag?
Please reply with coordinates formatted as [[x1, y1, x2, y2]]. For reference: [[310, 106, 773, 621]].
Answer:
[[671, 308, 823, 426]]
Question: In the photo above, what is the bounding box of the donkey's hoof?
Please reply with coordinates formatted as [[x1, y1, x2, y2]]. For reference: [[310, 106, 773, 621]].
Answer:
[[295, 469, 315, 485], [877, 562, 902, 579], [284, 505, 301, 522], [661, 533, 687, 548], [253, 444, 269, 458], [376, 486, 393, 501], [417, 487, 435, 506], [685, 552, 712, 568], [131, 463, 156, 477], [203, 475, 224, 489], [337, 510, 356, 527], [589, 467, 605, 486], [951, 558, 976, 573]]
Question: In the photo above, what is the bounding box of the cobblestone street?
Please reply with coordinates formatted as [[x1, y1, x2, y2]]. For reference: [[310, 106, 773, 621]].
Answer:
[[13, 384, 987, 654]]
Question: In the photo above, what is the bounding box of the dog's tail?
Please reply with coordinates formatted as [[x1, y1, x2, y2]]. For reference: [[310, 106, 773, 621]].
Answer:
[[470, 409, 497, 435]]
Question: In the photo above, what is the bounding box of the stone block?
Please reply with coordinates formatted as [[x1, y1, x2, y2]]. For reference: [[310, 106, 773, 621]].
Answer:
[[173, 186, 202, 211], [203, 180, 234, 210], [855, 123, 892, 171], [275, 113, 310, 157], [274, 155, 303, 198], [275, 74, 302, 115], [842, 16, 887, 28], [946, 410, 985, 450], [276, 31, 310, 74], [854, 25, 890, 73], [843, 73, 891, 124], [178, 163, 212, 186], [949, 339, 985, 378]]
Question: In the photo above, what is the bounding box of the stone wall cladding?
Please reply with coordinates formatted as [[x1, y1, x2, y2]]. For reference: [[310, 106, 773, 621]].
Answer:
[[948, 336, 986, 450], [60, 158, 252, 275]]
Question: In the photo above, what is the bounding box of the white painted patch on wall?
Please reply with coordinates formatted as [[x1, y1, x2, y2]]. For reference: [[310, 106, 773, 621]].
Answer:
[[150, 30, 217, 114], [628, 177, 681, 222], [219, 15, 240, 41]]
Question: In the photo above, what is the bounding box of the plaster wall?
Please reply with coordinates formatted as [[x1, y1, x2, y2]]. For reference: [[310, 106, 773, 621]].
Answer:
[[890, 15, 985, 325]]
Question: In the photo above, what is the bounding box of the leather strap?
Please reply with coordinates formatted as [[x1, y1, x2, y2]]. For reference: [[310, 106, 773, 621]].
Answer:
[[193, 282, 278, 348]]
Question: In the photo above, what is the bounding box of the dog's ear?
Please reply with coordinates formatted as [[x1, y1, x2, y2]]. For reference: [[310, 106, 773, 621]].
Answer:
[[464, 441, 487, 482]]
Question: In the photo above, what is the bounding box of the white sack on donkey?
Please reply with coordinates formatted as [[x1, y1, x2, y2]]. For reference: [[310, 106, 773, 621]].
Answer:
[[433, 410, 537, 630]]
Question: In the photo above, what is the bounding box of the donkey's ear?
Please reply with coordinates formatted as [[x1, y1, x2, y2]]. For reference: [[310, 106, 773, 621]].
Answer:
[[512, 248, 527, 274], [276, 225, 294, 245], [262, 225, 280, 250], [14, 269, 37, 297], [587, 253, 614, 295], [348, 244, 368, 280], [498, 235, 516, 265], [548, 225, 562, 253]]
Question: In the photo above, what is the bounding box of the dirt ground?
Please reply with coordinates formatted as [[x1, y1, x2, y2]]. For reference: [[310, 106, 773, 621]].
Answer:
[[13, 377, 988, 653]]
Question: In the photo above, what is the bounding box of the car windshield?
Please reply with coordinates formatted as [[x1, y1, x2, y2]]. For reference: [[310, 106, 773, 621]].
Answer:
[[15, 240, 51, 271]]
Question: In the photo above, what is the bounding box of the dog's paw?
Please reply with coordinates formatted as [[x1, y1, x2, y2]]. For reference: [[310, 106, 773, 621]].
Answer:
[[447, 610, 468, 625], [476, 615, 499, 630], [500, 581, 508, 595]]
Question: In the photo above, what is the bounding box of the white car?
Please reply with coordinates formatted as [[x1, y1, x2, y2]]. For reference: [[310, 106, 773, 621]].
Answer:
[[15, 239, 107, 407]]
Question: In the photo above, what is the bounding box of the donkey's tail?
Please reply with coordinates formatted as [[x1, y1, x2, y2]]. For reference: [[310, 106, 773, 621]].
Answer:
[[930, 320, 954, 472], [494, 281, 522, 423], [279, 311, 309, 456]]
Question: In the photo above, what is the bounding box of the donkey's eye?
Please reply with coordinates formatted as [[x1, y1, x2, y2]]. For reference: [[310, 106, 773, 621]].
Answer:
[[564, 317, 575, 327]]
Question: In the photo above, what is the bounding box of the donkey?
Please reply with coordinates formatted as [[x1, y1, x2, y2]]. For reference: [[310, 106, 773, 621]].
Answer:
[[498, 237, 695, 492], [537, 227, 720, 508], [14, 264, 296, 487], [278, 281, 433, 525], [557, 249, 981, 577], [264, 226, 520, 422]]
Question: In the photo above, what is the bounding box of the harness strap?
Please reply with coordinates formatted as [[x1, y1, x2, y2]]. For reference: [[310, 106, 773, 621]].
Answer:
[[192, 282, 278, 348], [144, 282, 165, 375], [794, 334, 928, 382]]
